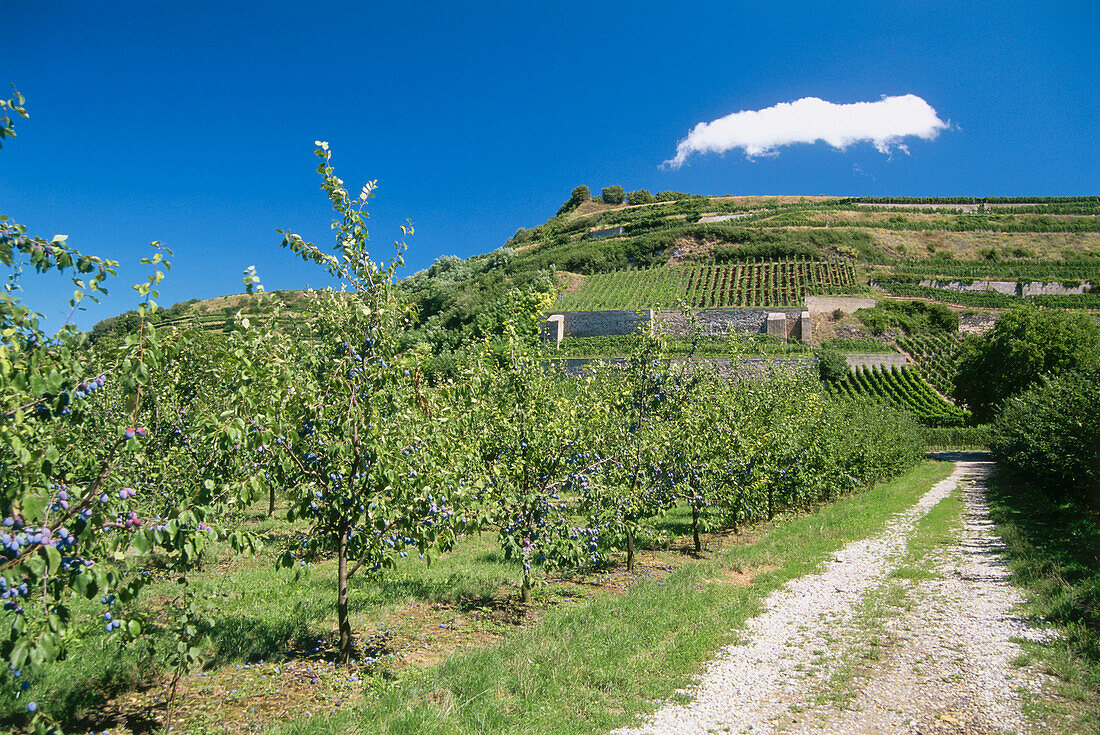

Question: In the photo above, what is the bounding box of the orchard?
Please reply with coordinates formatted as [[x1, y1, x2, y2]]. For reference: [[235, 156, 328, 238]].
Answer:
[[1, 106, 925, 732]]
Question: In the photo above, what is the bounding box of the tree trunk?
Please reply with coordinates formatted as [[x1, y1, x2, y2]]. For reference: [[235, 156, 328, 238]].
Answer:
[[692, 505, 701, 553], [626, 527, 635, 572], [336, 521, 353, 664], [767, 485, 775, 521], [268, 485, 275, 517], [521, 573, 532, 604]]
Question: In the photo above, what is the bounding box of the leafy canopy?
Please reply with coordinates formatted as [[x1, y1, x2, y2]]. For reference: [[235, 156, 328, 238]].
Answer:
[[953, 305, 1100, 422]]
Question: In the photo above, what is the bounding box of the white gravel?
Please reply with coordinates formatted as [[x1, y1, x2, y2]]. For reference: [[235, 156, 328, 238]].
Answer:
[[614, 460, 1050, 735]]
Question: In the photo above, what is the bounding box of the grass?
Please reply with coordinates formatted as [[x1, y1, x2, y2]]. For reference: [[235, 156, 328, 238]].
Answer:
[[984, 470, 1100, 732], [0, 509, 530, 731], [267, 460, 953, 735], [0, 460, 960, 734]]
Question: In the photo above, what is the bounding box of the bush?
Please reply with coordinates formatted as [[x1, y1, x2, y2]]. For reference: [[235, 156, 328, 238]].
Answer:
[[954, 306, 1100, 423], [627, 189, 654, 205], [854, 299, 959, 337], [601, 185, 626, 205], [817, 348, 849, 384], [990, 368, 1100, 501], [655, 190, 690, 202], [924, 425, 991, 449]]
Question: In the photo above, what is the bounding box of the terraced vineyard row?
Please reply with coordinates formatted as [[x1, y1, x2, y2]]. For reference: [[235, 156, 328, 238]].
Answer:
[[890, 259, 1100, 282], [897, 333, 962, 396], [554, 259, 858, 311], [876, 280, 1100, 309], [831, 365, 969, 427]]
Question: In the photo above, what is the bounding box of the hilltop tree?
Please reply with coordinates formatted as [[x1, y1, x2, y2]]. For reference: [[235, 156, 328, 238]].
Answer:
[[556, 185, 591, 216], [601, 185, 626, 205], [628, 189, 654, 205]]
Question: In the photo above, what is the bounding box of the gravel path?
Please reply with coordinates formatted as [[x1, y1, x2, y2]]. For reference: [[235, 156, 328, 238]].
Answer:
[[614, 460, 1049, 735]]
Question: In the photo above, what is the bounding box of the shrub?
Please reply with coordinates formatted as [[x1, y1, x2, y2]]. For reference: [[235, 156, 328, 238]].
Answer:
[[817, 348, 849, 384], [854, 299, 959, 337], [601, 185, 626, 205], [954, 306, 1100, 423], [655, 190, 690, 202], [990, 368, 1100, 501], [627, 189, 654, 205]]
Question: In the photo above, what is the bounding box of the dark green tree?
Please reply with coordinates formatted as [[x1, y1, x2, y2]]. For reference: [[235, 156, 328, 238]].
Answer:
[[556, 185, 591, 216], [627, 189, 654, 205], [601, 185, 626, 205], [990, 367, 1100, 503], [953, 306, 1100, 422]]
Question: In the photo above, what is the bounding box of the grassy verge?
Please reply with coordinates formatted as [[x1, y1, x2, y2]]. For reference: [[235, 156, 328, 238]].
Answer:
[[271, 460, 953, 735], [985, 470, 1100, 731]]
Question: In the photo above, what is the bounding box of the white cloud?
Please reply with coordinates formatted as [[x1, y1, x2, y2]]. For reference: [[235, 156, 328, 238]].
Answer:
[[666, 94, 948, 167]]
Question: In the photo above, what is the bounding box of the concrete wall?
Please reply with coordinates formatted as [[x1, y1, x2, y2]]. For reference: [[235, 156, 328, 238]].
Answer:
[[844, 353, 910, 369], [805, 296, 878, 314], [542, 314, 564, 345]]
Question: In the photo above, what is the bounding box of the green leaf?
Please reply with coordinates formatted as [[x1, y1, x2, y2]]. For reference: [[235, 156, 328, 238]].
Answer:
[[45, 545, 61, 574], [22, 494, 46, 523], [133, 532, 152, 555]]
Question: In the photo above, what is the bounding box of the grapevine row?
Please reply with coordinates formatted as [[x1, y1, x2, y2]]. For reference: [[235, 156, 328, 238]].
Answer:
[[555, 259, 858, 311], [896, 333, 962, 396], [830, 365, 968, 427]]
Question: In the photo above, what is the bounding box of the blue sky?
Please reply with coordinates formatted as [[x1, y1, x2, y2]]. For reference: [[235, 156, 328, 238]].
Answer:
[[3, 1, 1097, 329]]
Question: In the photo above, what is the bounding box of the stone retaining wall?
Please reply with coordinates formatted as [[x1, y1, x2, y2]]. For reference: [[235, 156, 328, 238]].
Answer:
[[698, 213, 750, 223], [545, 307, 812, 344], [555, 309, 652, 338], [959, 313, 997, 334], [918, 279, 1092, 296], [653, 308, 807, 340], [589, 226, 625, 239]]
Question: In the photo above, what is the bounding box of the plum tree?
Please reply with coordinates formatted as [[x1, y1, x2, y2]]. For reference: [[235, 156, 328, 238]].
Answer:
[[266, 143, 475, 663]]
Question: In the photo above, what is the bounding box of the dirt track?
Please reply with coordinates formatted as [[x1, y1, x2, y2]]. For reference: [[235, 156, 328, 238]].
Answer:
[[615, 459, 1051, 735]]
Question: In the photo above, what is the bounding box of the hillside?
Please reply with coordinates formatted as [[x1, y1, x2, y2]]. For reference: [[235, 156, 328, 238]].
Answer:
[[91, 193, 1100, 344], [509, 193, 1100, 310]]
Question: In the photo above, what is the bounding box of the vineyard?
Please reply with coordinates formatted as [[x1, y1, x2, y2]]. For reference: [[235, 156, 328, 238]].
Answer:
[[554, 259, 858, 311], [830, 365, 969, 427], [896, 332, 963, 396]]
